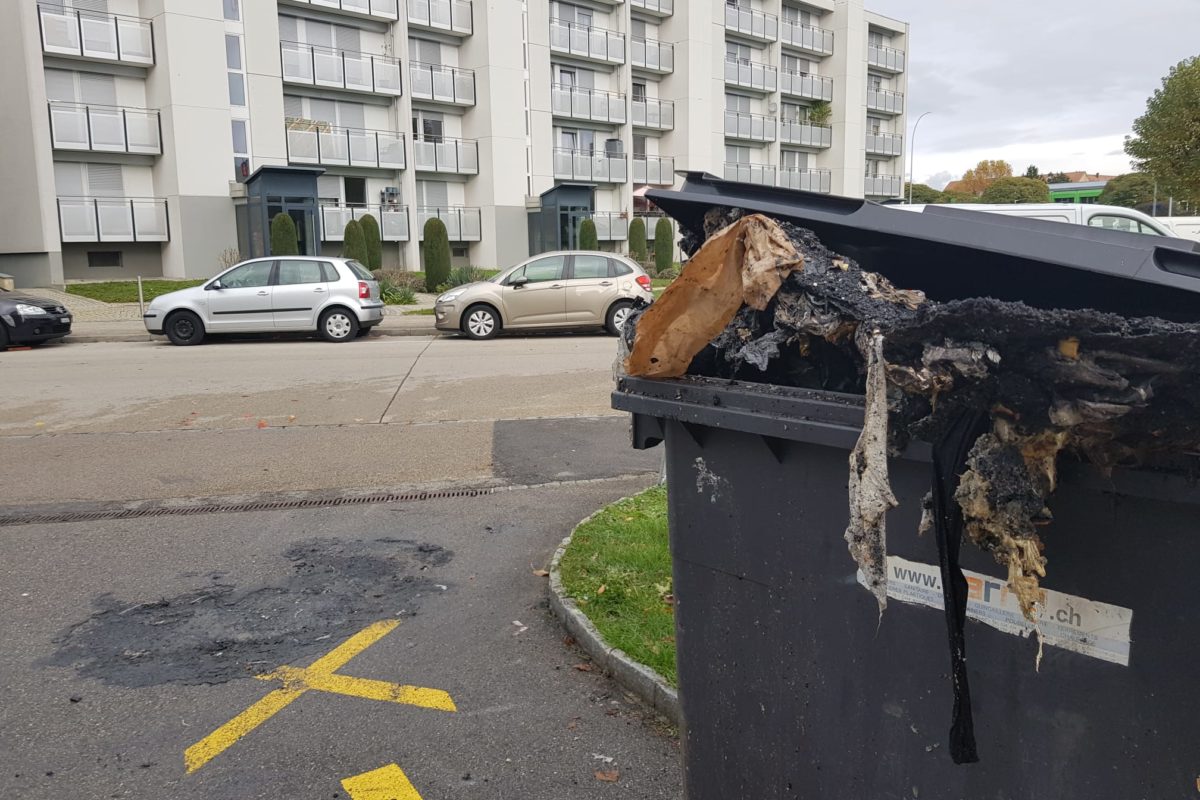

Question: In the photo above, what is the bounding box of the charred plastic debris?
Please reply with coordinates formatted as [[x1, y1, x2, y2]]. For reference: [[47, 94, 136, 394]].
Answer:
[[622, 199, 1200, 763]]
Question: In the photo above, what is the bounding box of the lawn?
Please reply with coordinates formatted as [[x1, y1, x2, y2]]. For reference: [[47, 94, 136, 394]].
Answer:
[[67, 280, 205, 303], [558, 486, 676, 686], [403, 308, 435, 316]]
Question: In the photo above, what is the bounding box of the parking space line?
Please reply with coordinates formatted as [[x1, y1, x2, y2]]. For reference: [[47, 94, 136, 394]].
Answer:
[[341, 764, 424, 799]]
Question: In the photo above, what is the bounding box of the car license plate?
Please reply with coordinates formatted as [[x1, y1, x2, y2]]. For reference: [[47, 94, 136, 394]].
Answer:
[[60, 317, 70, 324]]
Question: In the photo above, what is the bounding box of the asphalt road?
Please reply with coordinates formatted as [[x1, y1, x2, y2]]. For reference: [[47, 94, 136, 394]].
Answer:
[[0, 336, 677, 799]]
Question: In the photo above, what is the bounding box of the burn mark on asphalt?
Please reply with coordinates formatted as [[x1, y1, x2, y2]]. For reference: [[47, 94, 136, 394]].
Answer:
[[41, 537, 452, 688]]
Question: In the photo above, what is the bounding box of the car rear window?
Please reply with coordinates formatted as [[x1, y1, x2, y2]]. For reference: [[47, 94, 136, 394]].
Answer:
[[346, 260, 375, 281], [572, 255, 609, 279], [319, 262, 339, 282], [610, 261, 634, 277]]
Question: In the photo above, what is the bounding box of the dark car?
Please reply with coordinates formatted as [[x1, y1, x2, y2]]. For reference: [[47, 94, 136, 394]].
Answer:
[[0, 288, 73, 349]]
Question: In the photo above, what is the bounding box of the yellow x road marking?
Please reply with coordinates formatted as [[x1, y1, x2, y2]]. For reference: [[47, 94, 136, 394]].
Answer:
[[184, 620, 455, 774]]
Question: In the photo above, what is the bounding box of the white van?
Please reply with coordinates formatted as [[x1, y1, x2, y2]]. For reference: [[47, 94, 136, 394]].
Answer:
[[1162, 216, 1200, 242], [890, 202, 1179, 238]]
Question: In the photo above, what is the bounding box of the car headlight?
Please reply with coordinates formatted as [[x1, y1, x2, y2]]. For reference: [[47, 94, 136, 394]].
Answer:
[[438, 290, 464, 304], [15, 303, 49, 317]]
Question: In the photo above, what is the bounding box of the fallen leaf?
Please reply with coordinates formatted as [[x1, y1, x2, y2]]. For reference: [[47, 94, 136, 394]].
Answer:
[[256, 420, 268, 429], [531, 568, 550, 577], [562, 635, 576, 646], [594, 770, 619, 782], [287, 415, 296, 422], [573, 663, 593, 672], [1058, 337, 1080, 360], [35, 421, 45, 427], [597, 584, 606, 594]]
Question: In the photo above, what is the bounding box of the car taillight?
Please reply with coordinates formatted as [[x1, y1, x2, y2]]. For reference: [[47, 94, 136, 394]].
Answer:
[[636, 275, 652, 290], [358, 281, 370, 299]]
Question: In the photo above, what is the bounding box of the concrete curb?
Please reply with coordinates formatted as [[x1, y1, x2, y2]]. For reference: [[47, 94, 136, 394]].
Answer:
[[547, 504, 682, 727], [59, 326, 440, 344]]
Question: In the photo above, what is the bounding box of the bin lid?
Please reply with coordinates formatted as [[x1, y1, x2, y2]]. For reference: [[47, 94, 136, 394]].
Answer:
[[647, 173, 1200, 322]]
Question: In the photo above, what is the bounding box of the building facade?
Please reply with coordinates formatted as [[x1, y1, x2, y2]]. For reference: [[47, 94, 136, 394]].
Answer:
[[0, 0, 907, 286]]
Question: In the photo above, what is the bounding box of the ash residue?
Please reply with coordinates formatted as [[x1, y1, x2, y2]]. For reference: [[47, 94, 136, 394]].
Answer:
[[42, 537, 452, 688]]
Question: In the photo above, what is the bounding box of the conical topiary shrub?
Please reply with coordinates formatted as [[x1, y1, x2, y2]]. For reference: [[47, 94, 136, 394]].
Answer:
[[343, 219, 368, 264], [358, 213, 382, 270], [423, 217, 451, 293], [270, 212, 299, 255], [654, 217, 673, 275], [578, 218, 599, 250], [628, 217, 647, 263]]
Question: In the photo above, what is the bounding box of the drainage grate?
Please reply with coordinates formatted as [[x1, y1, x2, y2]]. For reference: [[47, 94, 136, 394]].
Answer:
[[0, 488, 497, 527]]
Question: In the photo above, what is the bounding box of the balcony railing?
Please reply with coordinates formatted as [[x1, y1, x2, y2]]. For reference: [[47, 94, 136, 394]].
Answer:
[[779, 167, 831, 193], [633, 155, 675, 185], [723, 162, 775, 186], [48, 102, 161, 155], [591, 212, 628, 241], [780, 120, 832, 148], [865, 131, 903, 157], [410, 62, 476, 106], [322, 204, 410, 241], [781, 21, 833, 56], [281, 42, 402, 96], [724, 4, 777, 41], [413, 136, 479, 174], [631, 36, 673, 72], [631, 97, 674, 130], [725, 110, 776, 142], [552, 85, 627, 124], [417, 206, 482, 241], [866, 87, 904, 114], [867, 43, 905, 73], [630, 0, 672, 15], [865, 174, 903, 196], [57, 196, 168, 243], [37, 4, 154, 66], [724, 57, 777, 92], [285, 120, 405, 169], [549, 19, 625, 65], [553, 149, 628, 183], [780, 71, 833, 101], [406, 0, 472, 35], [282, 0, 399, 21]]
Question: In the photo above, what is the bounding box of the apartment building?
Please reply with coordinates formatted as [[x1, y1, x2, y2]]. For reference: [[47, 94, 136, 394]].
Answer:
[[0, 0, 907, 287]]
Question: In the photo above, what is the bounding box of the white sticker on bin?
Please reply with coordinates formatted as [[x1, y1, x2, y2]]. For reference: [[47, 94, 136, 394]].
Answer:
[[857, 556, 1133, 666]]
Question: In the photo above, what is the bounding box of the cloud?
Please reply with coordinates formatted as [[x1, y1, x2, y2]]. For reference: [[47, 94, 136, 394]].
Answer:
[[923, 171, 955, 191]]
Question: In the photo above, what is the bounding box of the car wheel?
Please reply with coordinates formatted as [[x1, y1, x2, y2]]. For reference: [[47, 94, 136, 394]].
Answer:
[[320, 307, 359, 343], [463, 305, 499, 340], [355, 326, 372, 338], [165, 311, 205, 346], [606, 301, 635, 336]]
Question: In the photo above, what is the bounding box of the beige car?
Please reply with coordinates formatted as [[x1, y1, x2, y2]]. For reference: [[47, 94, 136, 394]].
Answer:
[[434, 251, 655, 339]]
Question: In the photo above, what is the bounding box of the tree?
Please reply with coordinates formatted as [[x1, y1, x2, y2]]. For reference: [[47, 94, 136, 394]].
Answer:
[[1125, 56, 1200, 202], [358, 213, 382, 270], [807, 100, 832, 125], [903, 183, 943, 204], [1099, 173, 1157, 209], [941, 191, 979, 204], [958, 160, 1013, 196], [578, 218, 599, 250], [1044, 172, 1071, 184], [628, 217, 648, 263], [653, 217, 673, 275], [422, 217, 451, 292], [342, 219, 368, 263], [979, 176, 1051, 204], [1024, 165, 1041, 179], [269, 213, 299, 255]]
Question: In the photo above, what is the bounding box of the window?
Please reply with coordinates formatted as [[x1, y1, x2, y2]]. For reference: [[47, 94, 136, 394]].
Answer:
[[868, 116, 883, 133], [552, 2, 593, 26], [510, 256, 565, 284], [225, 35, 242, 70], [221, 261, 273, 288], [572, 255, 609, 279], [412, 111, 444, 143], [631, 82, 647, 102], [726, 42, 751, 62], [783, 5, 812, 24], [320, 262, 340, 282], [228, 74, 246, 106], [632, 134, 647, 157], [781, 150, 809, 171], [452, 245, 469, 258], [344, 177, 367, 206], [227, 34, 246, 107], [223, 0, 240, 20], [276, 259, 325, 286], [346, 261, 375, 280], [782, 103, 806, 123], [868, 74, 883, 91], [611, 261, 633, 276], [726, 93, 751, 113], [409, 37, 441, 64], [781, 54, 811, 75], [631, 19, 647, 39], [1088, 215, 1161, 235], [87, 251, 122, 268], [232, 120, 250, 181], [726, 145, 750, 163]]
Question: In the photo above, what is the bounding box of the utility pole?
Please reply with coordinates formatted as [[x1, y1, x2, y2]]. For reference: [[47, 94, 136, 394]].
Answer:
[[908, 111, 932, 204]]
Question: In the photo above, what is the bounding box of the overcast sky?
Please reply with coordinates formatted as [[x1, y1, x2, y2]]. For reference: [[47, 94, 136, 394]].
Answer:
[[866, 0, 1198, 189]]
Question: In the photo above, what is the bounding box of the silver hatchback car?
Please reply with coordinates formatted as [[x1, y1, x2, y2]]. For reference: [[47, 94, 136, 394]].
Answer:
[[144, 257, 383, 345], [434, 251, 655, 339]]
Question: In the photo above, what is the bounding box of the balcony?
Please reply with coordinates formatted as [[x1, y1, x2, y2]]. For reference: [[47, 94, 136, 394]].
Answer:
[[865, 174, 903, 196], [549, 20, 625, 65], [591, 212, 628, 241], [410, 62, 476, 106], [57, 196, 168, 243], [723, 162, 775, 186], [633, 155, 675, 185], [630, 0, 672, 16], [285, 120, 405, 169], [724, 5, 778, 42], [631, 36, 673, 73], [280, 42, 402, 96], [779, 167, 831, 193], [413, 136, 479, 174], [280, 0, 399, 22], [631, 97, 674, 130], [406, 0, 472, 36], [417, 206, 482, 241], [724, 57, 777, 93], [780, 71, 833, 101], [866, 87, 904, 115], [867, 43, 905, 73], [552, 85, 627, 124], [781, 21, 833, 56], [37, 4, 153, 67], [865, 131, 903, 157], [322, 205, 410, 241], [725, 110, 776, 142], [780, 120, 831, 148], [553, 149, 628, 183], [48, 102, 161, 155]]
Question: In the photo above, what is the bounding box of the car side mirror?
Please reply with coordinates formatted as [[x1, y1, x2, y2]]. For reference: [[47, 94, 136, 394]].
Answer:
[[510, 276, 529, 287], [207, 280, 223, 291]]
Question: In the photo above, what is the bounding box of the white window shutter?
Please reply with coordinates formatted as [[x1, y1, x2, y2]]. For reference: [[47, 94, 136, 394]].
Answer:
[[86, 163, 125, 197]]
